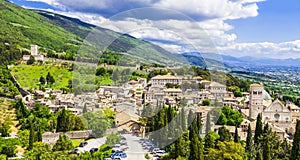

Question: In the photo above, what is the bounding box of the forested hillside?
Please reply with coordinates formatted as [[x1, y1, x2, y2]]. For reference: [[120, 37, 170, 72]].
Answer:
[[0, 0, 81, 64]]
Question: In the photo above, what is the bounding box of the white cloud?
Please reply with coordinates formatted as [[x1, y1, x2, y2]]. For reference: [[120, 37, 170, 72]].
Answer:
[[218, 40, 300, 59], [22, 0, 300, 59]]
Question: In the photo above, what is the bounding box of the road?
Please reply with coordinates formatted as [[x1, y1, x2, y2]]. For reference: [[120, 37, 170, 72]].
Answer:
[[76, 134, 149, 160], [123, 134, 147, 160], [77, 137, 106, 153]]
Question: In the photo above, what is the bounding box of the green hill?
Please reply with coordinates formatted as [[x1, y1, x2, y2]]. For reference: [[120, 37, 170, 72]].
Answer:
[[0, 0, 187, 66], [36, 10, 187, 66]]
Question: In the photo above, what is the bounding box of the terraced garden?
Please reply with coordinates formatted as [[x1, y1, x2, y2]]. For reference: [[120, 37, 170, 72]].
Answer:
[[0, 98, 18, 132]]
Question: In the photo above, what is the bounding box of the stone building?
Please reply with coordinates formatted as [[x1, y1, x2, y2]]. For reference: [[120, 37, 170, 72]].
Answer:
[[262, 99, 292, 132], [23, 45, 44, 61], [249, 84, 264, 120], [151, 74, 182, 86]]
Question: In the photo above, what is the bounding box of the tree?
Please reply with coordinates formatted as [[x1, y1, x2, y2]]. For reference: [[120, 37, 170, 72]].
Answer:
[[15, 99, 30, 120], [205, 141, 246, 160], [180, 107, 186, 131], [27, 55, 35, 65], [83, 110, 111, 138], [196, 113, 202, 135], [218, 126, 231, 142], [279, 139, 291, 159], [52, 134, 74, 151], [291, 120, 300, 160], [0, 121, 10, 137], [28, 120, 35, 150], [83, 104, 88, 114], [105, 133, 121, 147], [32, 103, 51, 119], [255, 151, 263, 160], [234, 125, 239, 143], [204, 131, 219, 150], [245, 124, 253, 158], [17, 130, 30, 148], [25, 142, 62, 160], [56, 109, 69, 132], [175, 131, 190, 158], [112, 68, 120, 85], [46, 72, 55, 85], [216, 106, 243, 126], [0, 138, 18, 158], [39, 76, 45, 85], [202, 99, 210, 106], [96, 67, 106, 76], [36, 126, 42, 142], [189, 118, 203, 160], [254, 114, 263, 144], [205, 112, 211, 134], [263, 141, 271, 160]]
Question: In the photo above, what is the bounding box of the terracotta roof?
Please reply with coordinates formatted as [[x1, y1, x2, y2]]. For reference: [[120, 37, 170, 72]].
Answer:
[[164, 88, 182, 92], [151, 74, 181, 80], [116, 109, 140, 126], [210, 82, 226, 87], [250, 84, 263, 87]]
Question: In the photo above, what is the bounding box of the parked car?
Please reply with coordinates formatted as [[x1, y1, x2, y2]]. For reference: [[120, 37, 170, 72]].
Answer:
[[89, 148, 99, 153], [155, 150, 166, 157], [72, 148, 80, 155], [121, 136, 126, 140], [150, 148, 161, 154], [79, 142, 88, 147], [112, 144, 121, 152], [111, 152, 127, 160]]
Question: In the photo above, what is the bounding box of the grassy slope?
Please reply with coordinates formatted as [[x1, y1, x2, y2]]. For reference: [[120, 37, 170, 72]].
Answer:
[[10, 64, 72, 89], [36, 10, 187, 66], [0, 0, 80, 52], [0, 98, 18, 132], [10, 63, 114, 90]]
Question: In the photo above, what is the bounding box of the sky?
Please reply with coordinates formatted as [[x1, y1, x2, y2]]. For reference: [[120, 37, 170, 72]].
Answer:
[[9, 0, 300, 59]]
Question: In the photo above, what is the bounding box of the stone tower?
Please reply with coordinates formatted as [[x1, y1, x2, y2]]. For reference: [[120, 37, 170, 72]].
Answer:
[[31, 45, 38, 56], [249, 84, 264, 120]]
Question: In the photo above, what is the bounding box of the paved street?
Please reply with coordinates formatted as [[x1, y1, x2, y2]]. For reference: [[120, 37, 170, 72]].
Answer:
[[78, 137, 106, 153], [76, 134, 149, 159], [123, 134, 147, 160]]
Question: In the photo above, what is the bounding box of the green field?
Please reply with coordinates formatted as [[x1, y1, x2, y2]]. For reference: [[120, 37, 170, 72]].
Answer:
[[10, 64, 72, 90], [0, 98, 18, 132]]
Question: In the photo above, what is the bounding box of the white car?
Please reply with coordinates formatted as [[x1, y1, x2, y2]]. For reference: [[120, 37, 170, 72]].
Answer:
[[112, 144, 121, 152], [155, 150, 166, 157]]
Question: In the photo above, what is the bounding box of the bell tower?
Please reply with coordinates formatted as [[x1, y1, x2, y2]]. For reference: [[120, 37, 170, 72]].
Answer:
[[249, 84, 264, 120]]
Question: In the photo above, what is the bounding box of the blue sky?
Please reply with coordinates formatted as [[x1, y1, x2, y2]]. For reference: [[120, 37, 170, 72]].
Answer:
[[9, 0, 300, 59], [228, 0, 300, 43]]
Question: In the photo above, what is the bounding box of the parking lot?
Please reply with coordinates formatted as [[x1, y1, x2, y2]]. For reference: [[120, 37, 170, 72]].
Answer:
[[75, 134, 164, 160], [123, 134, 147, 160]]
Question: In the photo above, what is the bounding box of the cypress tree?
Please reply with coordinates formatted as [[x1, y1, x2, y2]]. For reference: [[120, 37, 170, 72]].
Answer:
[[56, 109, 69, 132], [181, 107, 186, 131], [39, 76, 45, 85], [204, 131, 215, 150], [291, 120, 300, 160], [189, 118, 203, 160], [263, 142, 271, 160], [83, 104, 88, 114], [36, 125, 42, 142], [254, 113, 263, 144], [205, 112, 211, 134], [218, 126, 231, 142], [255, 150, 263, 160], [246, 124, 253, 152], [196, 113, 202, 135], [234, 125, 239, 143], [187, 109, 194, 127], [28, 120, 35, 150]]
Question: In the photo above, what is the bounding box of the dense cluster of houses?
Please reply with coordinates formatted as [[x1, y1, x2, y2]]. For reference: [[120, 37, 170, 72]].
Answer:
[[21, 72, 300, 143]]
